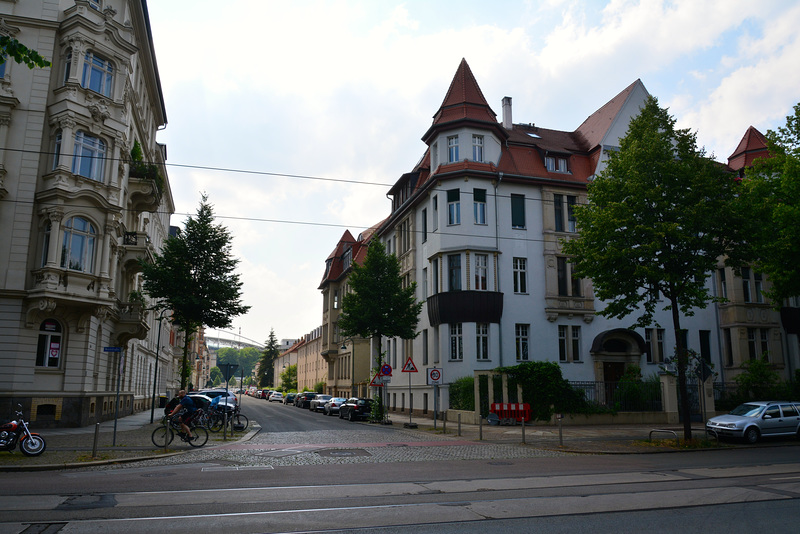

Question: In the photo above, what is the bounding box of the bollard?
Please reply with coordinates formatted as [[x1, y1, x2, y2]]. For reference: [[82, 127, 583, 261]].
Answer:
[[521, 417, 526, 444], [442, 414, 447, 434], [479, 414, 483, 440], [458, 413, 462, 437], [558, 415, 563, 447], [92, 423, 100, 458]]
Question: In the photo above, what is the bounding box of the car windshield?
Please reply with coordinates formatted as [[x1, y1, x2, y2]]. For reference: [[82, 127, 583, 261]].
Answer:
[[729, 403, 765, 417]]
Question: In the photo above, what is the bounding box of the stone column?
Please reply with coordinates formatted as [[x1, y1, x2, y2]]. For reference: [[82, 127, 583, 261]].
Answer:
[[659, 373, 679, 424]]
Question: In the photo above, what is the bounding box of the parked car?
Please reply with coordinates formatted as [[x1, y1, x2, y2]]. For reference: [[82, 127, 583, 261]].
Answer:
[[260, 390, 269, 400], [323, 397, 348, 416], [283, 393, 296, 405], [295, 392, 317, 408], [186, 393, 213, 413], [706, 401, 800, 443], [339, 397, 374, 421], [269, 391, 284, 403], [309, 394, 332, 412], [197, 389, 238, 408]]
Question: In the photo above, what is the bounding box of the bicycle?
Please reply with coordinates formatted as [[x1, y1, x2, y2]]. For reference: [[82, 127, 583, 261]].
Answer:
[[151, 411, 209, 448], [208, 404, 249, 433]]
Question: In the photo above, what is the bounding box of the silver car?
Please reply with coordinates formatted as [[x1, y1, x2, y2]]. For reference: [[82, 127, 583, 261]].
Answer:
[[706, 401, 800, 443]]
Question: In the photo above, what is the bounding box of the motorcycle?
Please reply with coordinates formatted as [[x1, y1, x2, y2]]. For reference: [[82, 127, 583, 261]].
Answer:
[[0, 405, 46, 456]]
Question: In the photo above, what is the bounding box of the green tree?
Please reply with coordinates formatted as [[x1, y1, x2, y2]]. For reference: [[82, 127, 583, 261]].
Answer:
[[0, 35, 50, 69], [338, 240, 423, 421], [280, 364, 297, 392], [739, 103, 800, 303], [561, 96, 745, 441], [257, 330, 280, 387], [217, 347, 260, 378], [209, 366, 223, 387], [141, 194, 250, 389]]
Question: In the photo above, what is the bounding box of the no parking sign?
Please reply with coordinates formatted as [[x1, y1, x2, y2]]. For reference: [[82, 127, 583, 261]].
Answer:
[[427, 367, 443, 385]]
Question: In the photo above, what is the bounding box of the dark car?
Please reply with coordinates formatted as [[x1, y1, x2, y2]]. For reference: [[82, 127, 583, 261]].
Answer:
[[323, 397, 348, 416], [339, 397, 374, 421], [295, 392, 317, 408], [283, 393, 297, 405], [309, 394, 332, 412]]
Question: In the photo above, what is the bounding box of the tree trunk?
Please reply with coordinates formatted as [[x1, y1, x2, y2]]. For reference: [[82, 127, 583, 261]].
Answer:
[[671, 300, 692, 441]]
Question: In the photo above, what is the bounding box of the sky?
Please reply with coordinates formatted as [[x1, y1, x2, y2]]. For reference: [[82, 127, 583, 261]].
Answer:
[[145, 0, 800, 348]]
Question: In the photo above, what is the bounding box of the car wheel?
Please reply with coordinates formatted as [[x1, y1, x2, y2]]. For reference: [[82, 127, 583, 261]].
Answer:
[[339, 409, 344, 419], [744, 426, 760, 444], [348, 410, 356, 422]]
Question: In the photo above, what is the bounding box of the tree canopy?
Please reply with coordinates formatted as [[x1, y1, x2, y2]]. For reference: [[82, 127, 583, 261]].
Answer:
[[738, 103, 800, 303], [0, 35, 51, 69], [257, 330, 280, 387], [338, 240, 423, 362], [141, 194, 250, 388], [561, 96, 745, 440]]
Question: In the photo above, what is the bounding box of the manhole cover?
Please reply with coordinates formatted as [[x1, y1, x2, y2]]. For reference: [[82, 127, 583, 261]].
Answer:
[[315, 449, 372, 458]]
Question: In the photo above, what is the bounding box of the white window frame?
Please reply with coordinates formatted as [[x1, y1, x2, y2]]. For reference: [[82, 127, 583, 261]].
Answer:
[[513, 257, 527, 294], [447, 135, 459, 163], [36, 319, 63, 368], [515, 324, 529, 361], [72, 131, 106, 182], [82, 51, 113, 97], [472, 135, 484, 162], [60, 216, 96, 273], [474, 254, 488, 291], [447, 189, 461, 225], [473, 188, 487, 225], [450, 323, 463, 361], [476, 323, 489, 361]]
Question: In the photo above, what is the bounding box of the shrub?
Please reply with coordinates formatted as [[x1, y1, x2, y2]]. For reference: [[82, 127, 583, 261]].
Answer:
[[448, 376, 475, 411]]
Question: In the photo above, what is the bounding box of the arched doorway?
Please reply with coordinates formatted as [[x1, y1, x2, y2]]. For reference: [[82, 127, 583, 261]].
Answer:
[[590, 328, 647, 382]]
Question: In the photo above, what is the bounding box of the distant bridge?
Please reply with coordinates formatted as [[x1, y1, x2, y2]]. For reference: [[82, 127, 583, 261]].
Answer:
[[206, 333, 264, 351]]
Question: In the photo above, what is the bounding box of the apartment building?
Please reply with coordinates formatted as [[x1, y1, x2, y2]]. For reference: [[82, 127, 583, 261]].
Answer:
[[0, 0, 177, 426]]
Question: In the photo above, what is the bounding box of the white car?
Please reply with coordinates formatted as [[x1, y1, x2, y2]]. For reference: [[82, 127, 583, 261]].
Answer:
[[268, 392, 284, 403]]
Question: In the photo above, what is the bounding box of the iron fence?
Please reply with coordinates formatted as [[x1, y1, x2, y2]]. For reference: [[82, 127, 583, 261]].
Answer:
[[570, 380, 664, 412]]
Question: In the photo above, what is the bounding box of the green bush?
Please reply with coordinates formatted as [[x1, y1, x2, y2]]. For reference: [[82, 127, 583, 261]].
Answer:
[[448, 376, 475, 411]]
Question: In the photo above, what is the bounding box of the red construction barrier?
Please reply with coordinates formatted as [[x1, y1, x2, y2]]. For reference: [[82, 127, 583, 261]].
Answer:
[[490, 403, 531, 423]]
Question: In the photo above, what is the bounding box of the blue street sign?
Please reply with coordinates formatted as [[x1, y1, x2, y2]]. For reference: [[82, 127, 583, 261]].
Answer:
[[104, 347, 122, 352]]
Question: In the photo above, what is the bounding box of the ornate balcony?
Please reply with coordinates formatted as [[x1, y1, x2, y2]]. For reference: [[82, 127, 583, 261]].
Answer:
[[115, 301, 149, 345], [427, 291, 503, 327], [127, 163, 164, 213]]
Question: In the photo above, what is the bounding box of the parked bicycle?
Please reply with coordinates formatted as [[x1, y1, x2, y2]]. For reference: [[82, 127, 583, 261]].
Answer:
[[208, 404, 249, 433], [151, 411, 209, 448]]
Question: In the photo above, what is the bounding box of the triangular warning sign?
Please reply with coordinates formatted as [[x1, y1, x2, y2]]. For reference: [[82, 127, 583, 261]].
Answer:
[[369, 372, 384, 387], [401, 357, 418, 373]]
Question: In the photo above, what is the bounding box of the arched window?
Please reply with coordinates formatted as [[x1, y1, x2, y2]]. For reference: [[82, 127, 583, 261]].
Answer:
[[60, 216, 96, 273], [81, 51, 113, 97], [36, 319, 63, 368], [72, 131, 106, 181]]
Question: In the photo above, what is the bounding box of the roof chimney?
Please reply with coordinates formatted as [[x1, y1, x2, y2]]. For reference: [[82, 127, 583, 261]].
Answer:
[[502, 96, 512, 129]]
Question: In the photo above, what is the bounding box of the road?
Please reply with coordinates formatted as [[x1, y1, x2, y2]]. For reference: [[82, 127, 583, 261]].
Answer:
[[1, 396, 799, 533]]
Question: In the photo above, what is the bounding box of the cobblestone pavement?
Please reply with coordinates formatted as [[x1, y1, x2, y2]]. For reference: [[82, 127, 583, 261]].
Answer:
[[0, 411, 757, 472]]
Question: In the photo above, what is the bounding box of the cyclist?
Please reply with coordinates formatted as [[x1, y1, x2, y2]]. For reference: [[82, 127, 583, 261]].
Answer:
[[169, 389, 196, 441]]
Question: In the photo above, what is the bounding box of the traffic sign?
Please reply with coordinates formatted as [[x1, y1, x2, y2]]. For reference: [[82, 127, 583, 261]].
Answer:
[[219, 363, 239, 382], [369, 372, 385, 387], [427, 367, 443, 385], [379, 364, 392, 377], [103, 346, 121, 352], [401, 358, 418, 373]]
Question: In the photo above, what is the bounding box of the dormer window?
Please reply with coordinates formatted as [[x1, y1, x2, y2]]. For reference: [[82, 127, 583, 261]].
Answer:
[[472, 135, 484, 162], [545, 155, 570, 173], [447, 136, 459, 163]]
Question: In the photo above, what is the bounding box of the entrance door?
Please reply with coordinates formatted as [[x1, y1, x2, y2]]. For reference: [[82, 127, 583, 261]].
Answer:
[[603, 362, 625, 382]]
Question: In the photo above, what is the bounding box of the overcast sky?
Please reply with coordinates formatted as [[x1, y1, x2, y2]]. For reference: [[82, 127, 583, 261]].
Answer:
[[146, 0, 800, 347]]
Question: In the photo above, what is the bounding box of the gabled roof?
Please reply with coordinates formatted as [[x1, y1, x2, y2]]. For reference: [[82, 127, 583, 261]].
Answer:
[[573, 79, 647, 151], [727, 126, 770, 171], [318, 223, 381, 289]]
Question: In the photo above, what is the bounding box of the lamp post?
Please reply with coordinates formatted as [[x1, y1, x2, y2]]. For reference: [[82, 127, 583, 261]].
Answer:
[[150, 309, 170, 424]]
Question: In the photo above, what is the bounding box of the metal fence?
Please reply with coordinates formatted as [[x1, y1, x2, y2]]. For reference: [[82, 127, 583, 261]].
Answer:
[[570, 380, 664, 412]]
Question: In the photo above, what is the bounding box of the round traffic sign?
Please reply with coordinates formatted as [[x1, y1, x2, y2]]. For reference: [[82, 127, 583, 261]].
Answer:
[[380, 364, 392, 376], [429, 369, 441, 381]]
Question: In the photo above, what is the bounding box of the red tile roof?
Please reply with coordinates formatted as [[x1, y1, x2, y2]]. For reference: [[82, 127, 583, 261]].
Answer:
[[727, 126, 770, 171], [432, 58, 497, 127], [574, 79, 645, 151]]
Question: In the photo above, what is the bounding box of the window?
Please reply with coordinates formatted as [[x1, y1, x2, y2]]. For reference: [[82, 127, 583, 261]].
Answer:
[[511, 194, 525, 229], [333, 289, 339, 309], [474, 254, 488, 291], [646, 328, 665, 363], [557, 257, 581, 297], [72, 131, 106, 182], [448, 254, 461, 291], [472, 135, 484, 162], [432, 258, 439, 294], [89, 0, 102, 10], [421, 208, 427, 242], [36, 319, 62, 368], [447, 189, 460, 225], [476, 323, 489, 360], [724, 328, 733, 366], [473, 188, 486, 225], [422, 267, 428, 299], [41, 222, 51, 267], [52, 130, 62, 169], [82, 52, 113, 97], [700, 330, 711, 365], [545, 155, 570, 173], [742, 267, 751, 303], [558, 325, 582, 362], [0, 57, 5, 79], [432, 195, 438, 232], [515, 324, 529, 361], [719, 268, 727, 299], [554, 194, 577, 232], [447, 136, 459, 162], [60, 216, 96, 273], [513, 257, 527, 294], [422, 329, 429, 365], [754, 272, 764, 303], [63, 51, 72, 84], [449, 323, 463, 360]]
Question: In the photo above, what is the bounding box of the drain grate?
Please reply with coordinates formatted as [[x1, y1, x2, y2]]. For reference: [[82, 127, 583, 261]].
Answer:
[[315, 448, 372, 458]]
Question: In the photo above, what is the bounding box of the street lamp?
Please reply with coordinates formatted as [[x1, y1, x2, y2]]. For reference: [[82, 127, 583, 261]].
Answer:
[[150, 309, 170, 423]]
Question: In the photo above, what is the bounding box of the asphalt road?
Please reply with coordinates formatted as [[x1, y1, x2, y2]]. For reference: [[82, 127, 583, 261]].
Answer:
[[2, 396, 799, 533]]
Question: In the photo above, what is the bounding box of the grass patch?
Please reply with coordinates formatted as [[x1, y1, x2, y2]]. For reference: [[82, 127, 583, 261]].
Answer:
[[635, 438, 727, 449]]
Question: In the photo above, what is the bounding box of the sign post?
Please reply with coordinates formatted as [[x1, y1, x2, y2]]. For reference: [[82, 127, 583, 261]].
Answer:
[[427, 368, 443, 429], [219, 364, 238, 440], [104, 346, 122, 445], [401, 358, 418, 428]]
